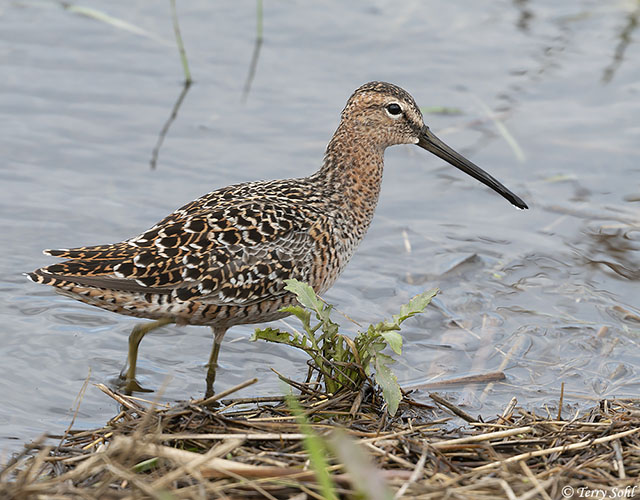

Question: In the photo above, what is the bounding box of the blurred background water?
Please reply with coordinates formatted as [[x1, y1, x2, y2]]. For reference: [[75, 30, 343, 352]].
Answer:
[[1, 0, 639, 452]]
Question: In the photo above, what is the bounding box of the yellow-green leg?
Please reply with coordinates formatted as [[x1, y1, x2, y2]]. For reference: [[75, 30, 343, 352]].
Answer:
[[205, 327, 228, 398], [119, 318, 173, 394]]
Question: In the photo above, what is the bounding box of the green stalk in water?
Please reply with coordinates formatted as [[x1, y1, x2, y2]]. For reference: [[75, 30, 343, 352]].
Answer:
[[170, 0, 192, 84]]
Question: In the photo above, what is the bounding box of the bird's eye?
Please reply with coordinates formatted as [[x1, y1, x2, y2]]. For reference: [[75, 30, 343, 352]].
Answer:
[[386, 103, 402, 116]]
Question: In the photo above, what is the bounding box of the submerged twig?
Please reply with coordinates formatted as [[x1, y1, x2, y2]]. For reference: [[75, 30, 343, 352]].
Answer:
[[472, 94, 525, 163], [404, 371, 506, 391], [429, 393, 477, 423]]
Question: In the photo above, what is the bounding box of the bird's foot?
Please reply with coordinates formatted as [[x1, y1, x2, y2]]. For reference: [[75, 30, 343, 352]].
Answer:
[[116, 370, 153, 395]]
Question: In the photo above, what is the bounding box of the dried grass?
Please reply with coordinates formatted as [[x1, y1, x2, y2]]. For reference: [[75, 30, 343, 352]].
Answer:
[[1, 379, 639, 499]]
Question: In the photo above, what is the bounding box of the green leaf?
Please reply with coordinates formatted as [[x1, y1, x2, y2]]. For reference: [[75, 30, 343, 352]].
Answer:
[[395, 288, 438, 323], [285, 279, 337, 336], [251, 327, 310, 349], [132, 457, 159, 473], [360, 338, 385, 375], [250, 327, 293, 343], [373, 353, 402, 416], [368, 339, 387, 356], [320, 316, 339, 340], [381, 331, 402, 355], [284, 279, 324, 312], [379, 288, 439, 331], [279, 305, 311, 326]]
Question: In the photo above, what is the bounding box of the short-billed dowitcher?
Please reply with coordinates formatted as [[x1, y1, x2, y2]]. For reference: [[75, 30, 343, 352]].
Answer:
[[28, 81, 528, 397]]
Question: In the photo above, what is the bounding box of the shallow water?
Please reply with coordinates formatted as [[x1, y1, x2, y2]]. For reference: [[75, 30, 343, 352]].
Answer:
[[1, 0, 639, 452]]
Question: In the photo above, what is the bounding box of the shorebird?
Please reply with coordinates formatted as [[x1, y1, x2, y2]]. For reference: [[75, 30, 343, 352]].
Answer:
[[28, 82, 528, 397]]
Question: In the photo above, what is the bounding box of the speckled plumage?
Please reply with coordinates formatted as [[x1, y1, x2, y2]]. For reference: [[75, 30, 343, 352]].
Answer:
[[28, 81, 527, 396], [32, 180, 334, 327]]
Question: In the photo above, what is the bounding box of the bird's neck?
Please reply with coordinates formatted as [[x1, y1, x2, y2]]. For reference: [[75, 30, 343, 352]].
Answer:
[[312, 123, 386, 220]]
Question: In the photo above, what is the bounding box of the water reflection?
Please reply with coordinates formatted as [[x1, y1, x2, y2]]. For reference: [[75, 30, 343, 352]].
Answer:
[[602, 2, 640, 83], [241, 0, 264, 103], [150, 82, 192, 170], [576, 222, 640, 280], [512, 0, 534, 33]]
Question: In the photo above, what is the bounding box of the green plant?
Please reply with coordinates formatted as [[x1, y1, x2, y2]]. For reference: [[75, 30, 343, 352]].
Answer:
[[286, 394, 337, 500], [251, 280, 438, 415]]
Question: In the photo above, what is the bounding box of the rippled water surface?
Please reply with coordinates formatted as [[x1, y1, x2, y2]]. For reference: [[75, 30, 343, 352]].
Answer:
[[1, 0, 639, 451]]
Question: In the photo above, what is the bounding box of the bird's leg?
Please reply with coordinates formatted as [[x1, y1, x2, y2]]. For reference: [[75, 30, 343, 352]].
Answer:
[[119, 318, 173, 394], [205, 326, 228, 398]]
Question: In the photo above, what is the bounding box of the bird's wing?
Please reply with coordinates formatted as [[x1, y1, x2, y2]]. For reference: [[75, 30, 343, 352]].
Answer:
[[32, 182, 326, 306]]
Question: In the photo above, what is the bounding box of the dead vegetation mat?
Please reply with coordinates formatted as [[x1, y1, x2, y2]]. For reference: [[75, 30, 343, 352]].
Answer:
[[1, 379, 639, 499]]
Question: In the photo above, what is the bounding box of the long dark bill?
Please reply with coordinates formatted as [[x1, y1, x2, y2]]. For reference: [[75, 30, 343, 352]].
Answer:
[[417, 125, 528, 209]]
